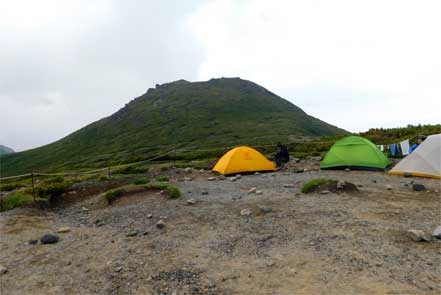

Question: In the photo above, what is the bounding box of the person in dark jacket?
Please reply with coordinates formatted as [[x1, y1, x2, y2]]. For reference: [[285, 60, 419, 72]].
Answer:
[[275, 143, 290, 168]]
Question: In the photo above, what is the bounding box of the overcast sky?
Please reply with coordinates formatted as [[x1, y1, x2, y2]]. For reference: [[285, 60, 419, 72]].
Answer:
[[1, 0, 440, 151]]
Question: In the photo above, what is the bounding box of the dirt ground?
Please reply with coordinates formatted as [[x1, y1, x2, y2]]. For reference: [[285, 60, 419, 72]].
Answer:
[[1, 161, 440, 295]]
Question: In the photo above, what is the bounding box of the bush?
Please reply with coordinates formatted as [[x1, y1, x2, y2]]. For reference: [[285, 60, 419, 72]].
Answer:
[[0, 192, 34, 211], [98, 175, 109, 181], [160, 166, 170, 171], [0, 183, 24, 192], [104, 188, 124, 204], [133, 178, 150, 185], [155, 175, 169, 182], [34, 179, 71, 202], [164, 185, 181, 199], [114, 165, 148, 175], [301, 178, 336, 193]]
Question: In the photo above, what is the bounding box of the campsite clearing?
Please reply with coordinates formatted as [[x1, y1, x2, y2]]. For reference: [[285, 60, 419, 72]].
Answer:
[[0, 160, 440, 295]]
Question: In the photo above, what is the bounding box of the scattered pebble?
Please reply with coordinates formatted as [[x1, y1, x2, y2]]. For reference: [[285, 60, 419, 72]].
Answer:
[[126, 231, 139, 237], [259, 207, 272, 214], [184, 167, 192, 173], [412, 183, 426, 191], [40, 233, 59, 244], [201, 191, 209, 195], [115, 266, 123, 273], [28, 239, 38, 245], [0, 265, 7, 275], [254, 172, 260, 175], [57, 227, 71, 233], [147, 214, 153, 219], [295, 168, 304, 173], [187, 198, 197, 205], [207, 177, 216, 181], [248, 187, 257, 194], [345, 168, 351, 172], [235, 174, 242, 179], [371, 180, 377, 183], [81, 206, 89, 212], [320, 190, 330, 194], [407, 229, 431, 242], [256, 190, 263, 195], [283, 184, 294, 188], [432, 226, 441, 239], [240, 209, 252, 216], [386, 185, 392, 190], [184, 177, 192, 181], [156, 220, 165, 229]]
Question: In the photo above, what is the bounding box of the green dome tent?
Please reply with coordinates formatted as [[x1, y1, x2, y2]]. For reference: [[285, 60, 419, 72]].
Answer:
[[320, 136, 391, 171]]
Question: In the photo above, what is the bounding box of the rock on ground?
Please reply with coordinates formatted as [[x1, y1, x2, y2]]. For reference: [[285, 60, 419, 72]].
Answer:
[[432, 226, 441, 239], [40, 233, 59, 244], [407, 229, 431, 242], [240, 209, 252, 216]]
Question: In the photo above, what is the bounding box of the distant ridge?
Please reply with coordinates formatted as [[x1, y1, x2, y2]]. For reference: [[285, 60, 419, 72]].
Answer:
[[0, 145, 14, 155], [1, 77, 347, 176]]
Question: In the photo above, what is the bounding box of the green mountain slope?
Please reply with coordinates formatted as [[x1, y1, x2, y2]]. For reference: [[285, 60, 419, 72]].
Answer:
[[1, 78, 347, 176], [0, 145, 14, 155]]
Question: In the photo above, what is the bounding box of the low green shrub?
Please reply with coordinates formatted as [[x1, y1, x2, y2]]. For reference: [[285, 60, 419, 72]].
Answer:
[[98, 175, 109, 181], [149, 183, 169, 190], [160, 166, 170, 171], [104, 188, 124, 204], [0, 192, 34, 211], [0, 183, 24, 192], [155, 175, 169, 182], [133, 178, 150, 185], [34, 178, 71, 202], [301, 178, 336, 193], [114, 165, 148, 175], [164, 185, 181, 199]]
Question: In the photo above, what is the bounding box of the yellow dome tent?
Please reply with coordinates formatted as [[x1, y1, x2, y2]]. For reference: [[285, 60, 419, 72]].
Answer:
[[213, 146, 276, 175]]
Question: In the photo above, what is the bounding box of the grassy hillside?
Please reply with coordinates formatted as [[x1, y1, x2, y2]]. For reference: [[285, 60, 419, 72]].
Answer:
[[1, 78, 347, 176]]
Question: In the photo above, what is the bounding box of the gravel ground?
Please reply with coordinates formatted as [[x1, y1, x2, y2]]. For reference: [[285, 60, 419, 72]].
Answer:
[[1, 162, 440, 295]]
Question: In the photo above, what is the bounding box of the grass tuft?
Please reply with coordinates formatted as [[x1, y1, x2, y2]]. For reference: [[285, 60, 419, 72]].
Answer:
[[155, 175, 169, 182], [301, 178, 336, 194], [133, 178, 150, 185], [0, 192, 34, 211]]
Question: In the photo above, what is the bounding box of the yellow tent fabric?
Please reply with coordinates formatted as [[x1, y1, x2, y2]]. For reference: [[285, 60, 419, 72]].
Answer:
[[388, 133, 441, 179], [213, 146, 276, 175]]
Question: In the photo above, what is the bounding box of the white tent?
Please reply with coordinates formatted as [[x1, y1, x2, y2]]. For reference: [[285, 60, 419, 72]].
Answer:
[[389, 133, 441, 179]]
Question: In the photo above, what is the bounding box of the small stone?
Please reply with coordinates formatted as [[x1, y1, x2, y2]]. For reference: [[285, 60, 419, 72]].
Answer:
[[240, 209, 252, 216], [184, 177, 192, 181], [386, 185, 392, 190], [432, 226, 441, 239], [28, 239, 38, 245], [40, 233, 59, 244], [156, 220, 165, 229], [283, 184, 294, 188], [254, 172, 260, 175], [207, 177, 216, 181], [412, 183, 426, 191], [199, 169, 205, 173], [147, 214, 153, 219], [320, 190, 330, 194], [256, 190, 263, 195], [235, 174, 242, 179], [371, 180, 377, 183], [259, 207, 272, 214], [126, 231, 139, 237], [0, 265, 7, 275], [248, 187, 257, 194], [294, 169, 304, 173], [187, 198, 197, 205], [81, 206, 89, 211], [357, 184, 363, 188], [345, 168, 350, 172], [115, 266, 123, 272], [229, 177, 237, 182], [218, 175, 226, 180], [407, 229, 431, 242], [337, 181, 345, 189], [57, 227, 70, 233], [184, 167, 192, 173], [201, 191, 209, 195]]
